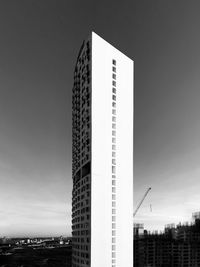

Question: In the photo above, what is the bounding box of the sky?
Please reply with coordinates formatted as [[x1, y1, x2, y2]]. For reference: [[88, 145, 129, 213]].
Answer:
[[1, 0, 200, 237]]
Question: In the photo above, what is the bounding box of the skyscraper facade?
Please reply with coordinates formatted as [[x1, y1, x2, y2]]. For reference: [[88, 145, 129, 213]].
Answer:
[[72, 32, 133, 267]]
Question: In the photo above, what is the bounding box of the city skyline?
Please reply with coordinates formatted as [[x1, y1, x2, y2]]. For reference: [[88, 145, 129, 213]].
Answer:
[[1, 1, 200, 237]]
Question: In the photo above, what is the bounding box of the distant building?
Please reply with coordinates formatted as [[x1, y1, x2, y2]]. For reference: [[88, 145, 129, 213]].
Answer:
[[134, 213, 200, 267], [72, 32, 133, 267]]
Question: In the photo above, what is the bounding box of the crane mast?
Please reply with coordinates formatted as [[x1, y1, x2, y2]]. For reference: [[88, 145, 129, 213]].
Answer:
[[133, 187, 151, 217]]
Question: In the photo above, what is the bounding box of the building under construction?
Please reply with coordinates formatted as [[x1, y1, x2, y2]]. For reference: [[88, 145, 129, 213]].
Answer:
[[134, 212, 200, 267]]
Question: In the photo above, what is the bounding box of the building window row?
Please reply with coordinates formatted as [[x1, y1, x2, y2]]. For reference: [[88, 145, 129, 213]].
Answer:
[[111, 59, 117, 266]]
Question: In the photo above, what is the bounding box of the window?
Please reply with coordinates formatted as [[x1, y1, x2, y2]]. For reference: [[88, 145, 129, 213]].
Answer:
[[112, 216, 116, 222], [112, 109, 116, 115], [112, 138, 116, 143], [112, 116, 116, 122], [112, 81, 116, 87], [112, 130, 116, 136], [112, 166, 116, 173], [112, 59, 116, 66], [112, 102, 116, 108], [112, 252, 116, 258], [112, 124, 116, 129], [112, 237, 116, 243], [112, 144, 116, 150], [112, 158, 116, 165], [112, 152, 116, 157], [112, 209, 116, 214], [112, 95, 116, 101], [112, 87, 116, 94], [112, 180, 116, 186], [112, 74, 116, 80], [112, 194, 116, 200]]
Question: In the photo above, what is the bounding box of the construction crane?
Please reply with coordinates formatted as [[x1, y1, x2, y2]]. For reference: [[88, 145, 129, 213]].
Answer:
[[133, 187, 151, 217]]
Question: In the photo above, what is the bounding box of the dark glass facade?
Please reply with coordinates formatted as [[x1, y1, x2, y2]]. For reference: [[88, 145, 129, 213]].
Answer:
[[72, 38, 91, 267]]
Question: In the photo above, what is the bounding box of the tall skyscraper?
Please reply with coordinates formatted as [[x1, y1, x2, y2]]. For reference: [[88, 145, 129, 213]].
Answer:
[[72, 32, 133, 267]]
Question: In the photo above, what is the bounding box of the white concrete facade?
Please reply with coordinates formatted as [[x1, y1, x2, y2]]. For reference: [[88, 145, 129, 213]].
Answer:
[[91, 32, 133, 267]]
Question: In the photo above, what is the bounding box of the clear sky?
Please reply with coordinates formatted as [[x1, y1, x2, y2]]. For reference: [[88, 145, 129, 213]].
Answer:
[[1, 0, 200, 237]]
